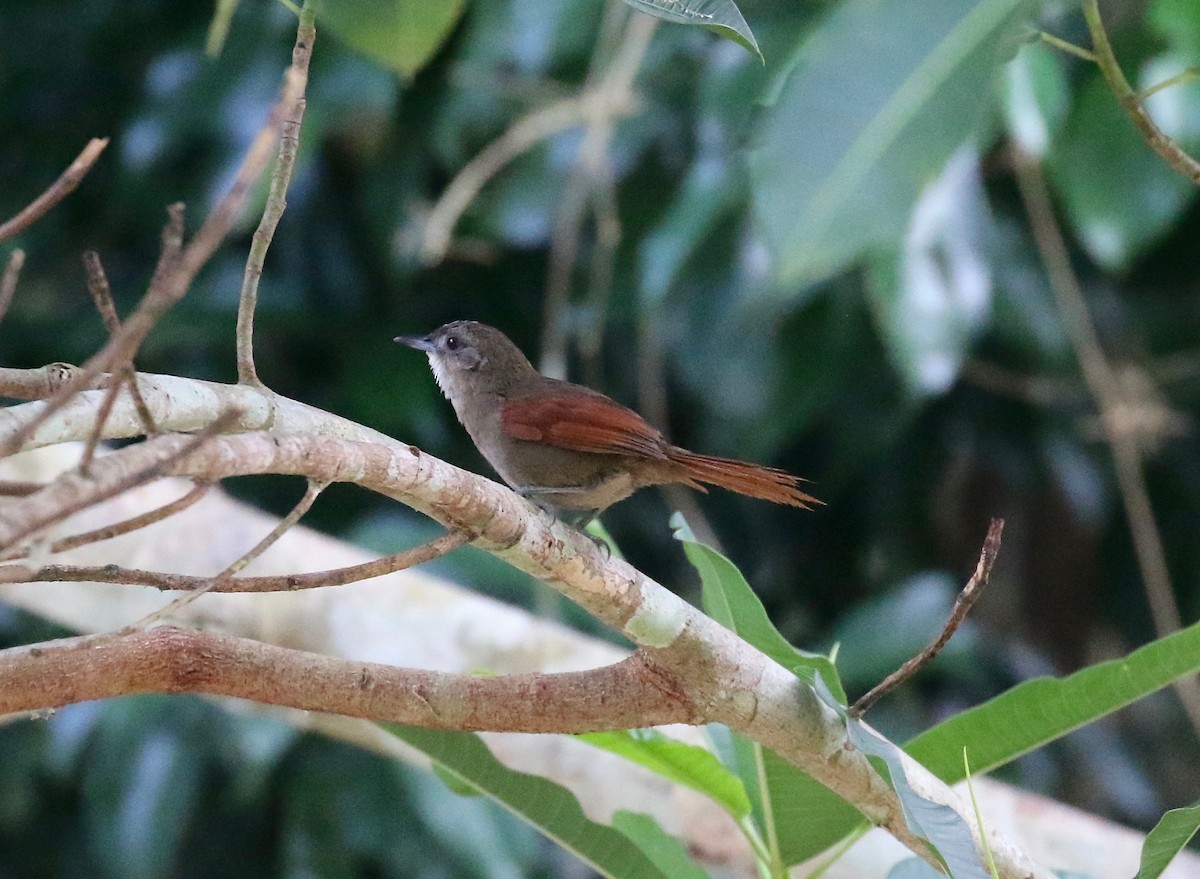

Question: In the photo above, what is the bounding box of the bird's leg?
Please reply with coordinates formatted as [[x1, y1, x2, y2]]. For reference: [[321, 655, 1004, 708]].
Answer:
[[514, 486, 607, 553]]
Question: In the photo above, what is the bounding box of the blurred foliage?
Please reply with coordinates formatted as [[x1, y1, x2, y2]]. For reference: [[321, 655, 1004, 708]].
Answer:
[[4, 0, 1200, 874]]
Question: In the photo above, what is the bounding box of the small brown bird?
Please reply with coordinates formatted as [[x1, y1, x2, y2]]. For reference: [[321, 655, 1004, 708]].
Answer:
[[396, 321, 819, 527]]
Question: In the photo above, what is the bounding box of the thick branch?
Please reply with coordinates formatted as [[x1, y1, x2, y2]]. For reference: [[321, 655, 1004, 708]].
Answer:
[[0, 626, 696, 732], [0, 425, 1049, 877]]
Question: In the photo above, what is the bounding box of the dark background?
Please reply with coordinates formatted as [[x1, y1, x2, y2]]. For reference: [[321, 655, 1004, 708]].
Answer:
[[3, 0, 1200, 875]]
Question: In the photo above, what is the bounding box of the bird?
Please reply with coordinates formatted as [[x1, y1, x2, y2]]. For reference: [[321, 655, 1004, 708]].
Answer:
[[396, 320, 819, 528]]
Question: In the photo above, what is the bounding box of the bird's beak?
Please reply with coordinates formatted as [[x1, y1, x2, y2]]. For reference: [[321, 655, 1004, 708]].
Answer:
[[394, 334, 436, 352]]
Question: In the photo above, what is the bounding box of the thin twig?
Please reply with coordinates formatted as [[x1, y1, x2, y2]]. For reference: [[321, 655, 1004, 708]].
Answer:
[[0, 249, 25, 330], [6, 528, 470, 592], [540, 11, 657, 378], [1013, 149, 1200, 734], [1082, 0, 1200, 186], [1037, 30, 1096, 63], [0, 482, 210, 561], [851, 519, 1005, 717], [79, 251, 159, 474], [0, 138, 109, 242], [237, 89, 307, 386], [123, 478, 328, 630], [420, 98, 599, 265], [87, 244, 162, 436], [0, 409, 241, 556], [0, 11, 312, 462]]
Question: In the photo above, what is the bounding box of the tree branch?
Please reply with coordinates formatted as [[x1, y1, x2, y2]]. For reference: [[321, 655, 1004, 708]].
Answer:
[[0, 138, 109, 242], [0, 626, 696, 732], [852, 519, 1004, 717], [0, 421, 1049, 877]]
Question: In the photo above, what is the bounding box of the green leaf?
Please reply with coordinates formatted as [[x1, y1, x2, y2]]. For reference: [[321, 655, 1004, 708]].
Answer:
[[612, 811, 713, 879], [843, 718, 989, 877], [622, 0, 762, 63], [1135, 800, 1200, 879], [674, 516, 857, 865], [749, 0, 1029, 286], [312, 0, 466, 77], [1046, 72, 1197, 269], [672, 513, 845, 703], [907, 616, 1200, 783], [577, 728, 751, 819], [385, 726, 672, 879]]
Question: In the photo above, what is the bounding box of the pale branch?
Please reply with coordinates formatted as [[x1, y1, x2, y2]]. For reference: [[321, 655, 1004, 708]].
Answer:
[[0, 10, 312, 462], [124, 478, 328, 630], [1, 528, 469, 592], [1081, 0, 1200, 186], [0, 409, 241, 555], [0, 138, 109, 242], [0, 425, 1048, 877], [1013, 150, 1200, 734], [0, 249, 27, 330], [0, 480, 41, 497], [0, 626, 697, 732], [851, 519, 1004, 717], [0, 481, 209, 561], [237, 85, 308, 385]]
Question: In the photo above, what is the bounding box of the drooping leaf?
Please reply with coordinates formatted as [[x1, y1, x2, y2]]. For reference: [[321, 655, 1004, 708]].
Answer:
[[673, 516, 858, 865], [1134, 800, 1200, 879], [750, 0, 1029, 286], [842, 718, 989, 876], [385, 726, 672, 879], [312, 0, 466, 77], [577, 728, 751, 819], [907, 616, 1200, 783], [672, 514, 845, 703], [612, 811, 713, 879], [622, 0, 762, 63]]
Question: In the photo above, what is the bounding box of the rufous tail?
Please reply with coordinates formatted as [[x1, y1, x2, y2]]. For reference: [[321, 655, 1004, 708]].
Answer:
[[666, 447, 821, 509]]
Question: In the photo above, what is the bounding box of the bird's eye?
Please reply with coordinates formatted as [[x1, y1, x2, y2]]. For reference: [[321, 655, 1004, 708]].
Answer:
[[444, 336, 461, 351]]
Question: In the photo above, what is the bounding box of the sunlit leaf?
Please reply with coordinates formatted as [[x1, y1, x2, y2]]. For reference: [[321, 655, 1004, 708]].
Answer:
[[622, 0, 762, 62], [907, 616, 1200, 783], [1134, 800, 1200, 879], [312, 0, 466, 77], [578, 728, 751, 819], [385, 726, 671, 879]]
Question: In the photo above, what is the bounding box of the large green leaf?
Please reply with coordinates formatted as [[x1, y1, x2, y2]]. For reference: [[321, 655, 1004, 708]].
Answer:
[[1134, 800, 1200, 879], [907, 616, 1200, 782], [672, 514, 845, 703], [612, 811, 713, 879], [749, 0, 1028, 286], [674, 516, 858, 865], [577, 728, 752, 819], [385, 726, 672, 879], [312, 0, 466, 77], [622, 0, 761, 62]]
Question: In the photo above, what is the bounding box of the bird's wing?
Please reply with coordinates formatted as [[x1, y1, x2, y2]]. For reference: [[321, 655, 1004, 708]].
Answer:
[[501, 390, 669, 460]]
